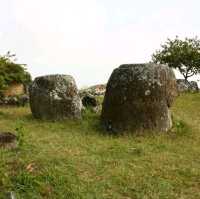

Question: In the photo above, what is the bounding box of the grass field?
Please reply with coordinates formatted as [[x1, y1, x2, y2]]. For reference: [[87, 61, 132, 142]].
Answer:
[[0, 93, 200, 199]]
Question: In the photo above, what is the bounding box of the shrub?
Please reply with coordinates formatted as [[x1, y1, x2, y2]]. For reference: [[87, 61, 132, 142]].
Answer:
[[0, 52, 31, 95]]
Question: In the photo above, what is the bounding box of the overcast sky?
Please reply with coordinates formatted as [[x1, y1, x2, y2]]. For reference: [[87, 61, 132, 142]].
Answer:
[[0, 0, 200, 87]]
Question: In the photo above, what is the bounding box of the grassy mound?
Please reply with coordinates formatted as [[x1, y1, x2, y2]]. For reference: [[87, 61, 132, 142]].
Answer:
[[0, 93, 200, 199]]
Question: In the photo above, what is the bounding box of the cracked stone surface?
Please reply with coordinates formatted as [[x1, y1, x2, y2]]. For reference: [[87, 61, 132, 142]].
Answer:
[[29, 74, 82, 120], [101, 63, 177, 133]]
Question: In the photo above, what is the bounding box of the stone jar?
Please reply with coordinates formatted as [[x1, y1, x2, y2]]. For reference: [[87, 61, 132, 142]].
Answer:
[[101, 64, 177, 133], [29, 74, 82, 120]]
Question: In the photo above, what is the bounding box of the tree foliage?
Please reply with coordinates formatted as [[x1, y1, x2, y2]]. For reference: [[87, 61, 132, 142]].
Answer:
[[152, 36, 200, 81], [0, 52, 31, 93]]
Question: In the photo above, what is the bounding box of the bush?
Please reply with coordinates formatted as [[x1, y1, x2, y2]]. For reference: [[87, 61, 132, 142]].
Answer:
[[0, 52, 31, 95]]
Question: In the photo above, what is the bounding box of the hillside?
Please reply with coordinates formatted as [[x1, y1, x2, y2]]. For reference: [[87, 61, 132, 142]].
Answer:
[[0, 93, 200, 199]]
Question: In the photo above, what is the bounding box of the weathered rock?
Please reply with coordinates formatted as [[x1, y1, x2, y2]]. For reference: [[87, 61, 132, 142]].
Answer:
[[0, 132, 17, 149], [0, 95, 29, 106], [82, 94, 97, 107], [101, 63, 177, 133], [177, 79, 199, 93], [3, 191, 16, 199], [29, 74, 82, 120], [18, 95, 29, 106], [92, 105, 102, 114], [4, 96, 18, 105], [79, 84, 106, 97]]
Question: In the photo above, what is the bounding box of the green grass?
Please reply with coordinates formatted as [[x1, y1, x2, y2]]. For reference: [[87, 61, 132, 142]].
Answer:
[[0, 93, 200, 199]]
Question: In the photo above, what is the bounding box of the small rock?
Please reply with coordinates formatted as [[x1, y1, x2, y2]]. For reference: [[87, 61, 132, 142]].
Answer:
[[79, 84, 106, 97], [4, 191, 16, 199], [18, 95, 29, 106], [92, 105, 101, 113], [0, 95, 29, 106], [0, 132, 17, 149], [177, 79, 199, 93], [82, 94, 97, 107]]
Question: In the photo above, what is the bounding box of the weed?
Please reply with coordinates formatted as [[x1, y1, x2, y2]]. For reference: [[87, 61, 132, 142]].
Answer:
[[15, 121, 25, 148]]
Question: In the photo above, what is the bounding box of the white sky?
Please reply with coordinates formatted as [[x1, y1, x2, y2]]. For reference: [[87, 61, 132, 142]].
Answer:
[[0, 0, 200, 87]]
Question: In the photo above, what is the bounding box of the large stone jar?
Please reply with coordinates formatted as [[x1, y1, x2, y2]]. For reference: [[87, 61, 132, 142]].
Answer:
[[101, 64, 177, 133], [29, 74, 82, 120]]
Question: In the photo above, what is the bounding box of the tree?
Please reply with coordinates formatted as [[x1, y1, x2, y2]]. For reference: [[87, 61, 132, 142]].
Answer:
[[152, 36, 200, 81], [0, 52, 31, 95]]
